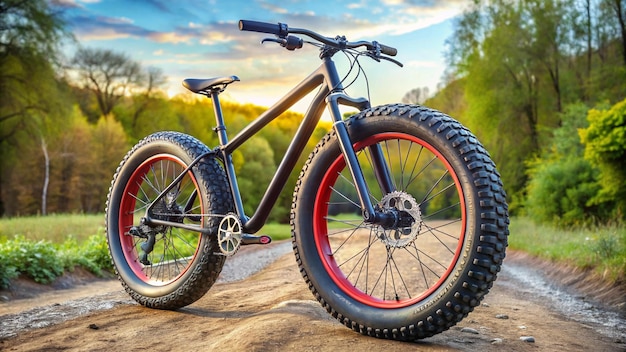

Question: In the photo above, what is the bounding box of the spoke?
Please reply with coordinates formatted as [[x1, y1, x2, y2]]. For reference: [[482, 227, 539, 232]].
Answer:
[[405, 155, 438, 190], [388, 247, 412, 299], [399, 141, 414, 191], [420, 219, 462, 240], [382, 140, 397, 190], [412, 245, 430, 288], [423, 202, 461, 219], [141, 173, 161, 197], [331, 225, 365, 256], [323, 216, 364, 228], [396, 139, 404, 191], [329, 185, 361, 209], [406, 145, 425, 191]]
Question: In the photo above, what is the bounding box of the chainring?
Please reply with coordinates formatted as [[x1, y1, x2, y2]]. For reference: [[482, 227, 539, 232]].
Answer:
[[377, 191, 422, 248], [217, 214, 242, 256]]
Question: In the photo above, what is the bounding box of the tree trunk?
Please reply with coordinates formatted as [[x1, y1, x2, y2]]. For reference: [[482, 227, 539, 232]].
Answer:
[[41, 136, 49, 216], [614, 0, 626, 65], [586, 0, 592, 80]]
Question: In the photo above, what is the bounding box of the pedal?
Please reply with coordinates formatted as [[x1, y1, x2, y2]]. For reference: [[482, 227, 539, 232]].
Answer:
[[240, 234, 272, 245]]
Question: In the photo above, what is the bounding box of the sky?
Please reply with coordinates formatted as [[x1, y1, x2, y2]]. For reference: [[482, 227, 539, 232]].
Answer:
[[53, 0, 465, 113]]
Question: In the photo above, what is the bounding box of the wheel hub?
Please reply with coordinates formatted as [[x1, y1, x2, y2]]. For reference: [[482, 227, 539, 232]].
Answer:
[[376, 191, 422, 248]]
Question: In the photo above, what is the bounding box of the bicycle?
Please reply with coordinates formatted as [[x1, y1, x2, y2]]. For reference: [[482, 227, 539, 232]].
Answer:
[[105, 19, 509, 341]]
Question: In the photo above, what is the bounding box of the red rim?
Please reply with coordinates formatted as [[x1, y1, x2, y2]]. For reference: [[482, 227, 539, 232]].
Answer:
[[313, 133, 467, 309], [117, 154, 202, 286]]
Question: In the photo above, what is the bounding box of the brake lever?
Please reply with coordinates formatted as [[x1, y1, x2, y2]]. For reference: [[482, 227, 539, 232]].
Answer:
[[261, 37, 284, 45], [365, 51, 403, 67], [380, 55, 403, 67], [261, 35, 303, 50]]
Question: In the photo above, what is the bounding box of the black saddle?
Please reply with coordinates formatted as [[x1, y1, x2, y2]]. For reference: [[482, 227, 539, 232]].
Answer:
[[182, 75, 240, 93]]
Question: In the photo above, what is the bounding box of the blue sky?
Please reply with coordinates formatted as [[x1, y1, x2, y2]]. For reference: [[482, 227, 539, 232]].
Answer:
[[54, 0, 465, 112]]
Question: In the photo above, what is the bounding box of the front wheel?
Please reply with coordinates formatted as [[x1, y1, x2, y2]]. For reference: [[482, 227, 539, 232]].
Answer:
[[291, 104, 509, 340]]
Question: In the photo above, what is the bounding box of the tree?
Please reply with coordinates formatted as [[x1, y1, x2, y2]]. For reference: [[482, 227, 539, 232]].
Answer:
[[0, 0, 68, 215], [605, 0, 626, 65], [129, 66, 166, 130], [525, 103, 605, 226], [445, 0, 581, 198], [85, 115, 129, 212], [71, 48, 144, 120], [401, 87, 430, 105], [579, 98, 626, 216]]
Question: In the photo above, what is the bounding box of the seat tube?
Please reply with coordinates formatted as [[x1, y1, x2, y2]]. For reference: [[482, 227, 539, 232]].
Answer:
[[326, 97, 377, 222], [210, 91, 246, 219]]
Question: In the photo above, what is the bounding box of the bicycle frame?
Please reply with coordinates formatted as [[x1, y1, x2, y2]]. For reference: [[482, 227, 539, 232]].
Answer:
[[145, 54, 395, 235]]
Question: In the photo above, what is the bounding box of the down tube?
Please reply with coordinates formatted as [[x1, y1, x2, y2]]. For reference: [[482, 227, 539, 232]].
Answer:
[[242, 86, 330, 234]]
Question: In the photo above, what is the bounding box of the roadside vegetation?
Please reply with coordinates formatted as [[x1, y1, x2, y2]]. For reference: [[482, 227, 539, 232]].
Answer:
[[0, 214, 291, 289], [509, 218, 625, 284]]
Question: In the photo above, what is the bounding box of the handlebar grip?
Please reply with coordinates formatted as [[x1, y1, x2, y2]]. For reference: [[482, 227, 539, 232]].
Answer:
[[239, 20, 288, 37], [379, 43, 397, 57]]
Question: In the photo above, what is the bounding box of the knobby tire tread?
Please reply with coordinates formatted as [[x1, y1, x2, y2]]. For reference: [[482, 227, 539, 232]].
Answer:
[[105, 131, 232, 310], [291, 104, 509, 340]]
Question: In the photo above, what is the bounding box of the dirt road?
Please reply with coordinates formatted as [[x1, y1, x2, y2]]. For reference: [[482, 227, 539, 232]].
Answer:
[[1, 241, 625, 352]]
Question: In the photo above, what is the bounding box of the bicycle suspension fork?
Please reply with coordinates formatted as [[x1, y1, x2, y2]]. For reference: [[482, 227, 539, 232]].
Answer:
[[326, 93, 395, 225]]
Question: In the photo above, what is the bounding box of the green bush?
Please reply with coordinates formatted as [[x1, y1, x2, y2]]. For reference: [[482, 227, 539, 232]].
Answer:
[[78, 232, 113, 273], [0, 235, 64, 285], [0, 232, 112, 288], [580, 98, 626, 217], [0, 255, 18, 289], [524, 103, 609, 226]]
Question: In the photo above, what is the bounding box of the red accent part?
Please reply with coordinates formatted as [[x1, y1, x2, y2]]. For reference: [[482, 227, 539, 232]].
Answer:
[[312, 132, 467, 309]]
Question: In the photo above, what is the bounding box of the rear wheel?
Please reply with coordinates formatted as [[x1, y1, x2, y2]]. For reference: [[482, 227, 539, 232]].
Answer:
[[105, 131, 232, 309], [291, 104, 509, 339]]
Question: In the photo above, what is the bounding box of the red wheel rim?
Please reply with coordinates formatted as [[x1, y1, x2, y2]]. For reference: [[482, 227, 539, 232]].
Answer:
[[117, 154, 203, 285], [313, 133, 467, 309]]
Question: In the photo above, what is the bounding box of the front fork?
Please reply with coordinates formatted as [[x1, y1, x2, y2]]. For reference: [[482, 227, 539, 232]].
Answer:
[[326, 93, 395, 225]]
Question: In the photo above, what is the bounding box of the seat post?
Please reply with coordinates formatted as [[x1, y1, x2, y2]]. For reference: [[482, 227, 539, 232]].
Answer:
[[209, 89, 229, 146]]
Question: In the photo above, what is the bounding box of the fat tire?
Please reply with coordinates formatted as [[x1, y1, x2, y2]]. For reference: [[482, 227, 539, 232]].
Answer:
[[105, 131, 232, 309], [291, 104, 509, 340]]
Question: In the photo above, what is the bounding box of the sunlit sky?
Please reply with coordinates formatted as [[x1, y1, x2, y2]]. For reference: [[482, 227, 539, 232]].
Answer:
[[54, 0, 465, 113]]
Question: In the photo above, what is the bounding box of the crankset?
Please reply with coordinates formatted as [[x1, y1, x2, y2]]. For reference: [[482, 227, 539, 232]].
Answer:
[[217, 214, 272, 256], [217, 214, 243, 256]]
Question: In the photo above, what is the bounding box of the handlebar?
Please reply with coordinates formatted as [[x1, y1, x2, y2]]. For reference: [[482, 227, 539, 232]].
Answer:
[[238, 19, 398, 57]]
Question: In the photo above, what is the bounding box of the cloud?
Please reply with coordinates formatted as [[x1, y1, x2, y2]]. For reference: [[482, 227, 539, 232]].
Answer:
[[259, 1, 289, 14]]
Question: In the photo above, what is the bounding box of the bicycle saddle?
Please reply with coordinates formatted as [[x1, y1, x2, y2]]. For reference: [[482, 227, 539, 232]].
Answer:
[[182, 75, 240, 93]]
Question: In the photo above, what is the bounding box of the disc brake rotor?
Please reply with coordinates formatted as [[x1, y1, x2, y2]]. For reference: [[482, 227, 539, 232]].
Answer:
[[377, 191, 422, 248]]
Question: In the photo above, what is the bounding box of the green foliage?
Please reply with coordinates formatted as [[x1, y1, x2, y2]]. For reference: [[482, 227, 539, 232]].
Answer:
[[579, 98, 626, 216], [438, 0, 626, 224], [524, 103, 608, 226], [525, 155, 602, 225], [509, 217, 625, 283], [0, 214, 112, 287], [0, 231, 112, 288], [0, 235, 64, 285], [0, 255, 18, 289]]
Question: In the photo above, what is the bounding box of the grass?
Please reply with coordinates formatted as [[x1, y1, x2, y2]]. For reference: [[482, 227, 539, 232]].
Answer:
[[2, 214, 624, 287], [509, 217, 626, 284], [0, 213, 105, 243], [0, 213, 293, 288]]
